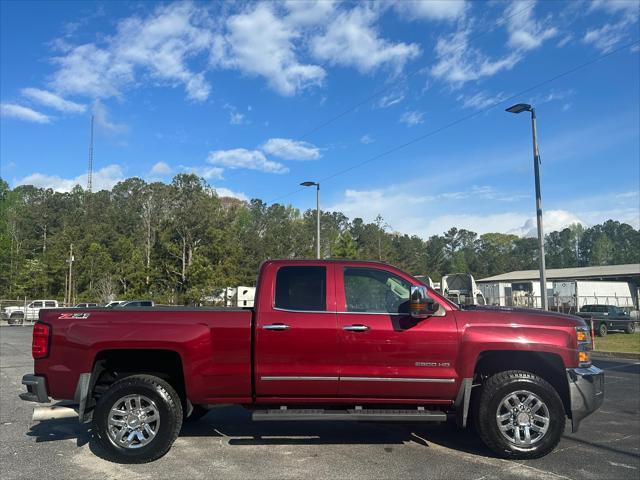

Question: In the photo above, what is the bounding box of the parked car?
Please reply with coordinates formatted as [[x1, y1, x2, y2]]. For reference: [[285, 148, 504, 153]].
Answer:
[[2, 300, 58, 325], [111, 300, 154, 308], [74, 303, 99, 308], [576, 304, 637, 336], [104, 301, 124, 308], [21, 260, 602, 463]]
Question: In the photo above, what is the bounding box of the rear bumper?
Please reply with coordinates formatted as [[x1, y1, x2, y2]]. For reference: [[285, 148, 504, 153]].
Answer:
[[20, 374, 49, 403], [567, 366, 604, 433]]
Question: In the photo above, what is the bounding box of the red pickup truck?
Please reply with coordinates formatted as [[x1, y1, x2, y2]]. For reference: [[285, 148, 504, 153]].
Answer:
[[21, 260, 603, 463]]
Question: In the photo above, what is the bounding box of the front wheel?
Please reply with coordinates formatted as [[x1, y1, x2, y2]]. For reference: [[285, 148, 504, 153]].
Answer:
[[598, 322, 608, 337], [93, 374, 183, 463], [625, 322, 636, 334], [475, 370, 565, 459]]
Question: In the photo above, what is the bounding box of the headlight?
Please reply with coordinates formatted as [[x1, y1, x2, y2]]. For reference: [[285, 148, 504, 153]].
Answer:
[[576, 326, 592, 367]]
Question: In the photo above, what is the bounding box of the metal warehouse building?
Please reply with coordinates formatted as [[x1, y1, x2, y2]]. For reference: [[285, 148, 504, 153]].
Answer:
[[477, 264, 640, 310], [478, 264, 640, 284]]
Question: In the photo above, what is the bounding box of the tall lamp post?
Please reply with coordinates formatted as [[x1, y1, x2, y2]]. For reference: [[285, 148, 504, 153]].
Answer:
[[506, 103, 548, 310], [301, 181, 320, 259]]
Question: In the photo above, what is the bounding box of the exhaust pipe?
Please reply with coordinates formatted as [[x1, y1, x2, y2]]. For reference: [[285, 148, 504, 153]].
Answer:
[[32, 405, 78, 421]]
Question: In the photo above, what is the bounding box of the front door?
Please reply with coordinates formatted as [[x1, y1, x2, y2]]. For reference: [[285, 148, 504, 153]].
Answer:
[[336, 265, 459, 400], [255, 263, 339, 398]]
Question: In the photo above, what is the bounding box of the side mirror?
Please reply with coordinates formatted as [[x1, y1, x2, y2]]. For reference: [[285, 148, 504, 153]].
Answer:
[[410, 285, 439, 319]]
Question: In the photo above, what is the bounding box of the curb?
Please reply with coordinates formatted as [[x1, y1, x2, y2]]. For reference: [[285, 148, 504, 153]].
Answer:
[[592, 350, 640, 360]]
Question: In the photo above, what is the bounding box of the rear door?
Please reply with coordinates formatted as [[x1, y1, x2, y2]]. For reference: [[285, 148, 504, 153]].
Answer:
[[254, 263, 339, 398], [336, 265, 459, 400]]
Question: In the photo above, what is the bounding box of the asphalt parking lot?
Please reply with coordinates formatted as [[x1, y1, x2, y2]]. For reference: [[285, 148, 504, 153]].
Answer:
[[1, 325, 638, 480]]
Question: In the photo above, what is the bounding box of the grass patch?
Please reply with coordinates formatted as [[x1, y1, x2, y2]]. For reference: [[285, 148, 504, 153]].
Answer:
[[594, 331, 640, 353]]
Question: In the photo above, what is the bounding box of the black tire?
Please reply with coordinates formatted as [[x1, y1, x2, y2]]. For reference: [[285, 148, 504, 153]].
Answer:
[[625, 322, 636, 334], [474, 370, 565, 459], [598, 322, 608, 337], [93, 374, 183, 463], [185, 405, 209, 422]]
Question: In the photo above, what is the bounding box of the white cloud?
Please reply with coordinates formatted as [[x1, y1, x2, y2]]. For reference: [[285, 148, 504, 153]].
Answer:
[[458, 91, 508, 110], [260, 138, 321, 160], [431, 29, 521, 86], [399, 110, 424, 126], [590, 0, 640, 21], [181, 165, 224, 180], [283, 0, 337, 26], [505, 0, 557, 51], [213, 186, 248, 201], [583, 21, 630, 53], [393, 0, 467, 22], [207, 148, 288, 174], [150, 161, 172, 175], [0, 103, 51, 123], [310, 5, 420, 74], [223, 103, 248, 125], [92, 100, 127, 134], [15, 164, 125, 192], [50, 3, 213, 101], [21, 88, 86, 113], [360, 134, 374, 144], [377, 90, 405, 108], [213, 3, 325, 96], [510, 210, 584, 237]]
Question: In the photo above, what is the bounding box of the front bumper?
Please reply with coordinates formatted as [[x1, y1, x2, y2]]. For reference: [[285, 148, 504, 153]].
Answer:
[[567, 366, 604, 433], [20, 374, 49, 403]]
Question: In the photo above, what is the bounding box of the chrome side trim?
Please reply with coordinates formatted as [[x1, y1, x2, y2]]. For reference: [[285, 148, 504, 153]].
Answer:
[[340, 377, 455, 383], [260, 376, 455, 383], [261, 376, 339, 381], [336, 311, 408, 316]]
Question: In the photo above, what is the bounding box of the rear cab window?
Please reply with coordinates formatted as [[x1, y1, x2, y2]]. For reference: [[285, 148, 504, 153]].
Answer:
[[275, 266, 326, 311]]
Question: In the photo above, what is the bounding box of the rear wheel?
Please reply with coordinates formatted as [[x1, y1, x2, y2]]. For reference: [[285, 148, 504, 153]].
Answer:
[[625, 322, 636, 334], [93, 374, 183, 463], [598, 322, 608, 337], [475, 370, 565, 459]]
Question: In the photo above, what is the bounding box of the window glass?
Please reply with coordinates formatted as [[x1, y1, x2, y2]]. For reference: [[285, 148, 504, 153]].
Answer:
[[32, 301, 43, 308], [275, 266, 326, 311], [44, 301, 56, 307], [344, 267, 411, 314]]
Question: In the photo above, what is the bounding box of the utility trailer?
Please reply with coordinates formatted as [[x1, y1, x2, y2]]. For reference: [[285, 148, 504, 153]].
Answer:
[[552, 280, 635, 312]]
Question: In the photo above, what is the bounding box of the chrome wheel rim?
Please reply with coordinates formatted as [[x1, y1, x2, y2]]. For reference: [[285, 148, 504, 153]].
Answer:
[[496, 390, 550, 446], [107, 394, 160, 449]]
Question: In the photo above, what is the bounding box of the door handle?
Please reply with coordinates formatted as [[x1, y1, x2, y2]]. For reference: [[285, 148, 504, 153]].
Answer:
[[343, 324, 370, 332], [263, 323, 290, 331]]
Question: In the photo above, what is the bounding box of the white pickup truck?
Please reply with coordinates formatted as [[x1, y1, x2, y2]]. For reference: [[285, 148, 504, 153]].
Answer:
[[2, 300, 59, 324]]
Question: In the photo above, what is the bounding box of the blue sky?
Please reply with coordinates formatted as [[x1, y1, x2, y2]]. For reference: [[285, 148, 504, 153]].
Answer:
[[1, 0, 639, 237]]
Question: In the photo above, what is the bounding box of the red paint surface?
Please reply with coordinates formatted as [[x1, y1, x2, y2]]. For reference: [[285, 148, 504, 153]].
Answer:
[[34, 260, 584, 405]]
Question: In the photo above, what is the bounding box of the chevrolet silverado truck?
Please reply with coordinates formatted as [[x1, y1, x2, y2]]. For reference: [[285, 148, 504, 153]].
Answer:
[[20, 260, 603, 463]]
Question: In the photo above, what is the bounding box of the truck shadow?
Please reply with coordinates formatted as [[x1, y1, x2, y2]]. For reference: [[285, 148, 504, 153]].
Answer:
[[179, 406, 492, 456], [25, 417, 91, 447]]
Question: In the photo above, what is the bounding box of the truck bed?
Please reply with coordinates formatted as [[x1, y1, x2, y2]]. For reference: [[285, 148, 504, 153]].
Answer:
[[37, 307, 254, 404]]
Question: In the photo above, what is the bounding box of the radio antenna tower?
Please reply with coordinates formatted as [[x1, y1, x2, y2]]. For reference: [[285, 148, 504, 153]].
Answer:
[[87, 114, 94, 193]]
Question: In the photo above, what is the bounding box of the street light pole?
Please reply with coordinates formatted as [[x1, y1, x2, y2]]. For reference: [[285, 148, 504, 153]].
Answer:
[[506, 103, 548, 310], [301, 181, 321, 259], [315, 183, 320, 260]]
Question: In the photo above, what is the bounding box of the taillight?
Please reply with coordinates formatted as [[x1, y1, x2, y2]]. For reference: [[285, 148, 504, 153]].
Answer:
[[32, 323, 50, 359]]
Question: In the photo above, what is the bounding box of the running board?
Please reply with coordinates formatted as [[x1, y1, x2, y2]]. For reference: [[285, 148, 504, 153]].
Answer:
[[252, 407, 447, 422]]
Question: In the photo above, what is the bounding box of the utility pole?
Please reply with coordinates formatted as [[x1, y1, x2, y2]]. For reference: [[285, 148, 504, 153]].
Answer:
[[87, 115, 94, 193], [300, 181, 321, 259], [67, 244, 74, 306]]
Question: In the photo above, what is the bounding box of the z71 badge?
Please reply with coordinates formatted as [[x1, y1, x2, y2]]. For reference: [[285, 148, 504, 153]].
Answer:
[[58, 313, 91, 319]]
